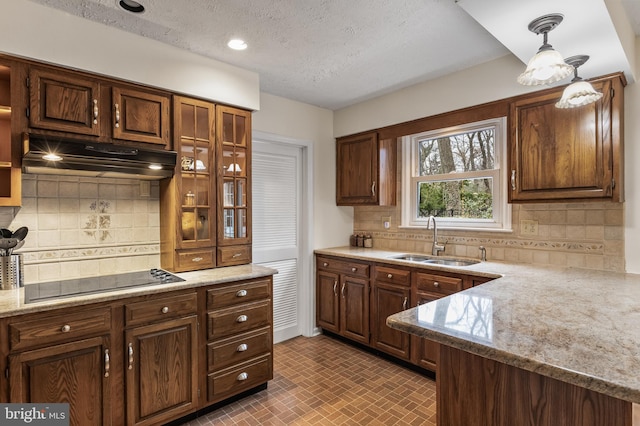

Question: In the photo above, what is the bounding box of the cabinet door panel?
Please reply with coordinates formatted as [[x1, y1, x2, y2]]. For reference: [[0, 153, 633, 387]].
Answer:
[[29, 67, 100, 136], [411, 292, 441, 371], [371, 283, 410, 360], [112, 87, 170, 147], [316, 270, 340, 333], [125, 316, 198, 426], [336, 132, 378, 205], [9, 336, 110, 426], [341, 275, 369, 344]]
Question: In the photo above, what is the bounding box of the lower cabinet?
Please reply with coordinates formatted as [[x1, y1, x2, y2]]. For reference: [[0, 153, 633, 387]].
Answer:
[[316, 256, 370, 344], [371, 265, 411, 360], [124, 313, 198, 426], [2, 275, 275, 426], [316, 254, 494, 373]]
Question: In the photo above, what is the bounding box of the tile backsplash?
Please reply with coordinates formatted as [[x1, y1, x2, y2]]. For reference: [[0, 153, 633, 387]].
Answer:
[[0, 175, 161, 283]]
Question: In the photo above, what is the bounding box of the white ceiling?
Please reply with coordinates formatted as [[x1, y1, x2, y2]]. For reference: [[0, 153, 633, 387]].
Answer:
[[24, 0, 640, 110]]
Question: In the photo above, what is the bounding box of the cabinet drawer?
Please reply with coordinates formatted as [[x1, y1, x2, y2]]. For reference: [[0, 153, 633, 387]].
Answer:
[[207, 327, 271, 371], [207, 279, 271, 310], [415, 272, 462, 296], [207, 354, 272, 402], [316, 256, 369, 278], [208, 300, 270, 340], [176, 249, 215, 271], [217, 245, 251, 267], [373, 265, 411, 286], [10, 307, 111, 351], [125, 292, 197, 327]]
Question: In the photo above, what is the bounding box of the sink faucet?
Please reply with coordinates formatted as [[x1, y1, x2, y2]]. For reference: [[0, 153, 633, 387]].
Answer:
[[426, 215, 445, 256]]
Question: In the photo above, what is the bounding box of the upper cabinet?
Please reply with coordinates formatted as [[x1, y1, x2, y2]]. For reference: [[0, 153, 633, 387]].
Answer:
[[160, 96, 216, 272], [216, 105, 252, 266], [28, 66, 171, 149], [0, 59, 24, 207], [336, 132, 396, 206], [509, 73, 625, 203]]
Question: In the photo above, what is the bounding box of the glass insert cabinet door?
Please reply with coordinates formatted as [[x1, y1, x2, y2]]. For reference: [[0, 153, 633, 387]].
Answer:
[[217, 105, 251, 245], [177, 98, 214, 248]]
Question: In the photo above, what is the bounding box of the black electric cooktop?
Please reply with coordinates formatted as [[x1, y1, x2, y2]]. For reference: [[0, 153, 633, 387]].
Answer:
[[24, 269, 185, 304]]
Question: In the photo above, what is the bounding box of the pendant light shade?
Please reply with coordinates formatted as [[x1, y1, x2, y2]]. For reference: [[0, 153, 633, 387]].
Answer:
[[555, 55, 603, 108], [517, 14, 574, 86]]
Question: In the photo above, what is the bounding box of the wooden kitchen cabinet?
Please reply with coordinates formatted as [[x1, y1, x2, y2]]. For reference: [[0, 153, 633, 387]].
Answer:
[[160, 96, 216, 272], [205, 277, 273, 403], [370, 265, 411, 360], [216, 105, 252, 266], [0, 59, 24, 207], [316, 256, 370, 344], [28, 65, 171, 149], [336, 132, 396, 206], [509, 73, 625, 203], [124, 292, 198, 426], [7, 306, 113, 426]]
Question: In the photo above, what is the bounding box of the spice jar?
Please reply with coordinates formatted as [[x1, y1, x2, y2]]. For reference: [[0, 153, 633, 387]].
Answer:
[[364, 235, 373, 248], [350, 234, 357, 247], [184, 191, 196, 207], [356, 234, 364, 247]]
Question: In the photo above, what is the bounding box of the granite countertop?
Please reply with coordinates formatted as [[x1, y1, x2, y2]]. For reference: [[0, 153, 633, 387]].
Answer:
[[317, 246, 640, 405], [0, 264, 277, 318]]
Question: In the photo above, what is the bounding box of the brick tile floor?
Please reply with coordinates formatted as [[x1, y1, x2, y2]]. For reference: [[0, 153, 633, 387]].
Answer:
[[183, 335, 436, 425]]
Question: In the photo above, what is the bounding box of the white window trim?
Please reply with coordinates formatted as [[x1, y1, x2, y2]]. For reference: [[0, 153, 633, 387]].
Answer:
[[401, 117, 512, 232]]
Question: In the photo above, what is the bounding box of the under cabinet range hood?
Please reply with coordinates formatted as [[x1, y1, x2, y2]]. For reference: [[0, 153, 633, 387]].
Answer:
[[22, 133, 177, 180]]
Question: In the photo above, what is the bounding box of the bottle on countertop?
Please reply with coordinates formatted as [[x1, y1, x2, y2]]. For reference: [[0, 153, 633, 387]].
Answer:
[[364, 235, 373, 248], [356, 234, 364, 247], [350, 234, 357, 247]]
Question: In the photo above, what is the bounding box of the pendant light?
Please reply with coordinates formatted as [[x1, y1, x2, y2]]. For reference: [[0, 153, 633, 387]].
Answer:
[[555, 55, 603, 108], [517, 14, 574, 86]]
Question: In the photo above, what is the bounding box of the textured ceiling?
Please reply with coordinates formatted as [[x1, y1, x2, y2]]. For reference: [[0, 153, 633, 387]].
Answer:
[[23, 0, 640, 110]]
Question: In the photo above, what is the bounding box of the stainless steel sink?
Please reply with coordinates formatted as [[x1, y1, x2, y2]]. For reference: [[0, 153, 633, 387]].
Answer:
[[423, 258, 479, 267], [390, 254, 479, 267]]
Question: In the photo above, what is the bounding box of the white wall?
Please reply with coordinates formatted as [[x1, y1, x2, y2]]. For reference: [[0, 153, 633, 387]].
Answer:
[[0, 1, 259, 110], [252, 93, 352, 249], [624, 39, 640, 274]]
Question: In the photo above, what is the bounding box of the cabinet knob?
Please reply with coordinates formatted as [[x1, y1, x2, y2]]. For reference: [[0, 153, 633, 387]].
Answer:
[[237, 372, 248, 381], [236, 315, 248, 323], [236, 289, 247, 297], [387, 274, 393, 279], [161, 306, 169, 314], [351, 267, 357, 272], [61, 324, 71, 333], [323, 262, 328, 267], [236, 343, 248, 352], [433, 282, 440, 288]]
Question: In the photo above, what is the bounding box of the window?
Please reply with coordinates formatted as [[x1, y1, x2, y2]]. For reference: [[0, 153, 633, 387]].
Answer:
[[401, 117, 511, 231]]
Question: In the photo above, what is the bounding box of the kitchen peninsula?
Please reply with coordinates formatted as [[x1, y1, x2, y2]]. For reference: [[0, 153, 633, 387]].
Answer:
[[383, 256, 640, 425]]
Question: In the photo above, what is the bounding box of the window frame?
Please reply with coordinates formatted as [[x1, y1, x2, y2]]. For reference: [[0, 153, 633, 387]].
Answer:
[[401, 117, 511, 232]]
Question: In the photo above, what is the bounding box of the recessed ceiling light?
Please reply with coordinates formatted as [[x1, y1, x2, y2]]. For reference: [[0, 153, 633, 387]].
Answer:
[[227, 39, 248, 51], [119, 0, 145, 13]]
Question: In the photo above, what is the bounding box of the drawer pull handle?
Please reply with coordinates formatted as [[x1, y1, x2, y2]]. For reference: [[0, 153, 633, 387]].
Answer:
[[161, 306, 169, 314], [114, 103, 120, 128], [403, 297, 408, 310], [232, 253, 242, 258], [387, 273, 393, 279], [192, 257, 203, 262], [61, 324, 71, 333], [323, 262, 328, 267], [237, 372, 248, 381], [93, 99, 99, 124], [236, 290, 247, 297], [128, 343, 134, 370], [433, 282, 440, 288], [104, 349, 110, 378], [351, 267, 357, 272], [237, 343, 248, 352], [236, 315, 248, 323]]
